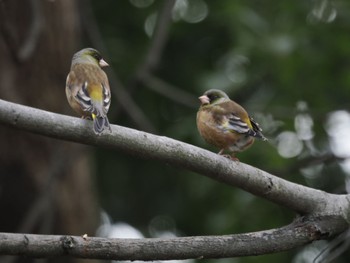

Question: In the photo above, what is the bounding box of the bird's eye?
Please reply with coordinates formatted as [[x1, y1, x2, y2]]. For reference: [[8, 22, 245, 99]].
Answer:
[[91, 52, 102, 61], [208, 94, 218, 102]]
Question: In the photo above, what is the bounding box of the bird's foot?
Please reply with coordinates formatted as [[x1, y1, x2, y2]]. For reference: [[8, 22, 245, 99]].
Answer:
[[218, 151, 240, 162], [230, 155, 240, 162], [222, 154, 239, 162]]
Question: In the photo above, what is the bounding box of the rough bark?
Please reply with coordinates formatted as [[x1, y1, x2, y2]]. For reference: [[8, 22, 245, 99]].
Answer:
[[0, 216, 347, 261], [0, 99, 349, 220]]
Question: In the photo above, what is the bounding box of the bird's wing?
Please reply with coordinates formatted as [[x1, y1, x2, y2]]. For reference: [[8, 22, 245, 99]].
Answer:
[[101, 82, 111, 114], [75, 81, 94, 113], [213, 100, 251, 134], [222, 113, 251, 134], [215, 101, 267, 140], [219, 113, 266, 140]]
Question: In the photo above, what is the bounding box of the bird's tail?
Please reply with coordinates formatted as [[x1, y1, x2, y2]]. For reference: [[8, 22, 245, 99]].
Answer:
[[249, 116, 268, 141], [92, 113, 111, 135]]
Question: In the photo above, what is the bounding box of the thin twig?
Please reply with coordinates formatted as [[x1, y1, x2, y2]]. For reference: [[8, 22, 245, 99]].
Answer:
[[136, 0, 176, 76], [80, 0, 156, 132], [0, 1, 20, 63], [0, 146, 71, 263], [17, 146, 70, 233], [292, 153, 346, 172], [140, 73, 197, 108], [17, 0, 43, 61], [0, 0, 43, 63], [313, 229, 350, 263]]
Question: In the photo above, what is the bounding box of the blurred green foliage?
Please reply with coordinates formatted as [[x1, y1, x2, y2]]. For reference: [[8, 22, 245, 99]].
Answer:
[[90, 1, 350, 262]]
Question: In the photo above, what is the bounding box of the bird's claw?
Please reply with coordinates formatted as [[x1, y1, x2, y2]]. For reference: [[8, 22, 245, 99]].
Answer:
[[219, 154, 240, 162]]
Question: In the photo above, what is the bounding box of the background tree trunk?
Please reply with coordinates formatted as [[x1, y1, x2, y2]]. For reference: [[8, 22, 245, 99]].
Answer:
[[0, 1, 100, 262]]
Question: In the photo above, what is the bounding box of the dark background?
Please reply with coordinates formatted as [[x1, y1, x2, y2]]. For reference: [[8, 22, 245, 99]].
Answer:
[[1, 1, 350, 263]]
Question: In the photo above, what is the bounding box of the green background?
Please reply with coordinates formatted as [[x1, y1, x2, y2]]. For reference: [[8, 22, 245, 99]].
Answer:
[[90, 1, 350, 262]]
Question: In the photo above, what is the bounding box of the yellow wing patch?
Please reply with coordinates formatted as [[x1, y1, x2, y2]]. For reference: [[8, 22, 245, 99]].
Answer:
[[242, 116, 253, 129]]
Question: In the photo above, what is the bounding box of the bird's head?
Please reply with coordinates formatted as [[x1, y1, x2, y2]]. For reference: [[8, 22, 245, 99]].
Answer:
[[198, 89, 230, 106], [72, 48, 109, 68]]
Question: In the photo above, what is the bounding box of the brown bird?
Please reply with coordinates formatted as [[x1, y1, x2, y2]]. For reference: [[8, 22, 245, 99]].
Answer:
[[66, 48, 111, 134], [196, 89, 267, 160]]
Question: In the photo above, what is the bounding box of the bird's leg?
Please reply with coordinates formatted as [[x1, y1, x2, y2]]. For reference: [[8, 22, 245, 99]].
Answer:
[[218, 149, 234, 160], [230, 153, 240, 162], [217, 149, 240, 161]]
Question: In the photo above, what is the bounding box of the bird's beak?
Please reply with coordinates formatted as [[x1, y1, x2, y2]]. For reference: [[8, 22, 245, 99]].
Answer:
[[99, 59, 109, 67], [198, 95, 210, 105]]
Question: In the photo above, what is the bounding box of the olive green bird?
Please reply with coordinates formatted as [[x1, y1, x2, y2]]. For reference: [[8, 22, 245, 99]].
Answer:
[[197, 89, 267, 160], [66, 48, 111, 134]]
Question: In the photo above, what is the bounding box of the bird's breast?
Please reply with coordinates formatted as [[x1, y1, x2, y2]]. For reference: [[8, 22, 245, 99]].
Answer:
[[197, 109, 254, 152]]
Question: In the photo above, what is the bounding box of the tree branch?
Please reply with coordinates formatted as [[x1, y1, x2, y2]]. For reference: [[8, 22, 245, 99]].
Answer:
[[17, 0, 43, 61], [80, 0, 156, 132], [289, 153, 345, 173], [0, 216, 347, 260], [0, 100, 349, 261], [0, 99, 349, 218], [313, 228, 350, 263], [140, 73, 198, 108], [136, 0, 176, 76], [0, 0, 43, 63], [0, 100, 349, 219]]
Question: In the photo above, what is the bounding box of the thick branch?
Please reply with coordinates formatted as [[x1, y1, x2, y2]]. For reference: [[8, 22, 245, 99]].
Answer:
[[0, 216, 347, 260], [0, 99, 349, 218]]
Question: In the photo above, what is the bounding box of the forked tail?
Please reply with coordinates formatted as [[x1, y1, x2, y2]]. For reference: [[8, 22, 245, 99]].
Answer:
[[92, 114, 111, 135]]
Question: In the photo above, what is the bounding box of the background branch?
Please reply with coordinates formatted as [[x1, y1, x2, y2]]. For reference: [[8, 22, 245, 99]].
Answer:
[[0, 0, 42, 63], [313, 228, 350, 263], [140, 73, 197, 108], [17, 0, 43, 61], [289, 153, 346, 173], [136, 0, 176, 76], [0, 216, 347, 261], [80, 0, 156, 132], [0, 99, 349, 218]]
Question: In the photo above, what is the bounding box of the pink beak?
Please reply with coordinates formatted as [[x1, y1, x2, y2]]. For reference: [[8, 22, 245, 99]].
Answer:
[[198, 95, 210, 105], [99, 58, 109, 67]]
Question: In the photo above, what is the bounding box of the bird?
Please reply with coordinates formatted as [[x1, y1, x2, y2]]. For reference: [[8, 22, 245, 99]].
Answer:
[[196, 89, 267, 160], [66, 48, 112, 135]]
